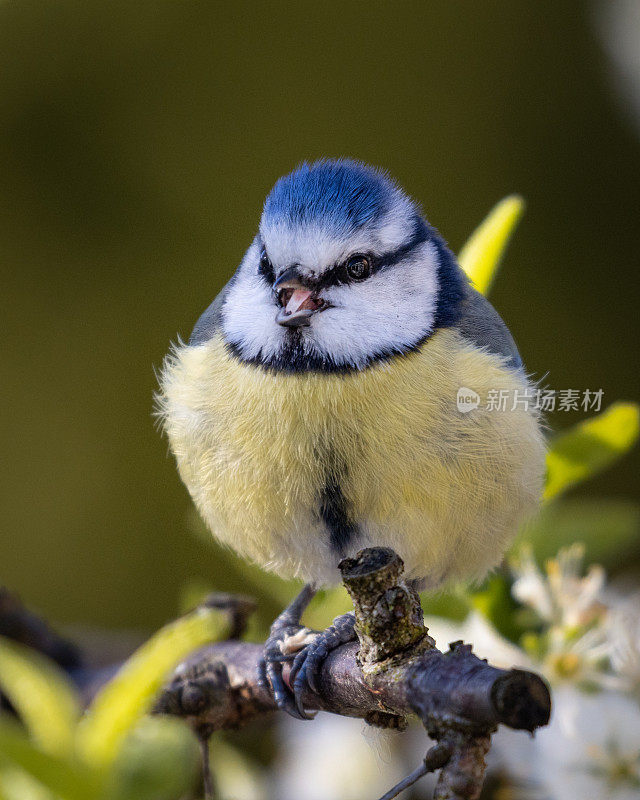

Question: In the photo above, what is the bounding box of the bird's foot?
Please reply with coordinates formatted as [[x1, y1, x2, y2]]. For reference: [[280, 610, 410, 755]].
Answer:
[[288, 612, 357, 719], [257, 583, 318, 720], [259, 612, 358, 720], [258, 618, 318, 720]]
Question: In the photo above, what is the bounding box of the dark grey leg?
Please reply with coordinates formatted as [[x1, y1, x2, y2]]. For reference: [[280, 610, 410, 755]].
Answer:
[[257, 583, 317, 720]]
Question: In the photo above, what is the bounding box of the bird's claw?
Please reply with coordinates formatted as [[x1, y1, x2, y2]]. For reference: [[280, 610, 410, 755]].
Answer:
[[258, 621, 317, 720], [288, 612, 357, 718], [259, 613, 357, 721]]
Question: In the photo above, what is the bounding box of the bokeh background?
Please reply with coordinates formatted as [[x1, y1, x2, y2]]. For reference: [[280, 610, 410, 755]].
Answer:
[[1, 1, 639, 634]]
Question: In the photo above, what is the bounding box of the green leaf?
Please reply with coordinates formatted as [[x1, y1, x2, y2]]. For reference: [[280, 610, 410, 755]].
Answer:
[[0, 638, 80, 759], [76, 606, 230, 768], [0, 717, 97, 800], [419, 589, 470, 623], [469, 574, 524, 644], [0, 763, 59, 800], [108, 717, 199, 800], [513, 497, 640, 569], [458, 195, 525, 296], [544, 402, 640, 500]]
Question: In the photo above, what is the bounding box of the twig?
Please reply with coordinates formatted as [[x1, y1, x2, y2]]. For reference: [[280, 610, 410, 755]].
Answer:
[[197, 729, 215, 800], [0, 588, 81, 670], [376, 742, 452, 800]]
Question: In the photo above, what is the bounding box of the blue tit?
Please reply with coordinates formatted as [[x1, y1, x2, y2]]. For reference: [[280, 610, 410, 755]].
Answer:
[[158, 159, 545, 718]]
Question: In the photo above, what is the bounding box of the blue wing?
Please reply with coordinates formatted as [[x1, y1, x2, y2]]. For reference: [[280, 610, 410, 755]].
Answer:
[[454, 285, 523, 372]]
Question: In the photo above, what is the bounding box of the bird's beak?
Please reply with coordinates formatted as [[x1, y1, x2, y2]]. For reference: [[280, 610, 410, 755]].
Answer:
[[273, 267, 326, 327]]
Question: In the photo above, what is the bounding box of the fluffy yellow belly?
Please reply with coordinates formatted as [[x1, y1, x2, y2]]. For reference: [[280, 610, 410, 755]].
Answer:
[[159, 329, 545, 586]]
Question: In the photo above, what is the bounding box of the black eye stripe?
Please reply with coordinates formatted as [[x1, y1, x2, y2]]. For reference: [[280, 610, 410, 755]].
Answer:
[[377, 221, 431, 270], [317, 221, 431, 289], [257, 217, 430, 289]]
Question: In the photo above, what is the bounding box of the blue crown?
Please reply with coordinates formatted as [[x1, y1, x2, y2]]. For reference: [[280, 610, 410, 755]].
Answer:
[[262, 159, 412, 235]]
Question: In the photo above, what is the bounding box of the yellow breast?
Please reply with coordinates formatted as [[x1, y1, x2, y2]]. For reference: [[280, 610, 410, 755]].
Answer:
[[160, 329, 545, 586]]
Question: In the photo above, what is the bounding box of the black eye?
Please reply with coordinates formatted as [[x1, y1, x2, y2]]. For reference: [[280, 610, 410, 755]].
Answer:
[[259, 248, 273, 278], [345, 255, 371, 281]]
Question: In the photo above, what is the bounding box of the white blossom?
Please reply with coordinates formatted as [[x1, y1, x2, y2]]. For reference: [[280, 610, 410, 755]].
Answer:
[[535, 687, 640, 800], [609, 591, 640, 692], [512, 544, 606, 629]]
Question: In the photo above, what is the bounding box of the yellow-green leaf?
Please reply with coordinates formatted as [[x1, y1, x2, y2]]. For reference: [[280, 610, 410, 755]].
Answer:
[[544, 402, 640, 500], [110, 717, 200, 800], [0, 763, 58, 800], [76, 607, 229, 768], [458, 195, 525, 295], [0, 638, 80, 759], [0, 717, 97, 800]]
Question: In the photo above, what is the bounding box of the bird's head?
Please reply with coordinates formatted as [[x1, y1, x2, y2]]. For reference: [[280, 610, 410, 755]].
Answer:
[[198, 159, 466, 372]]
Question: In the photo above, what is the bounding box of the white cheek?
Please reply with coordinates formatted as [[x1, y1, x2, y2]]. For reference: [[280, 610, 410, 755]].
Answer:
[[311, 246, 438, 367], [221, 266, 285, 360]]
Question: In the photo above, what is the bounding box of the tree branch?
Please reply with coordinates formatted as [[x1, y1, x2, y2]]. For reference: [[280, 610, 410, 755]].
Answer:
[[1, 548, 551, 800], [154, 548, 550, 800]]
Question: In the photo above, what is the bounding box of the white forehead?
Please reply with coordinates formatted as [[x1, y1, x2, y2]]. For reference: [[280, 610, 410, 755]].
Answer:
[[259, 199, 416, 277]]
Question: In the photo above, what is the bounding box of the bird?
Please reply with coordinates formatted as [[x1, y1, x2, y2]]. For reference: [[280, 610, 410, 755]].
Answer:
[[158, 159, 546, 719]]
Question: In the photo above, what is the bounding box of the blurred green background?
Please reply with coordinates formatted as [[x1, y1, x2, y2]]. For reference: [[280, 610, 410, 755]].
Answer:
[[1, 1, 638, 631]]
